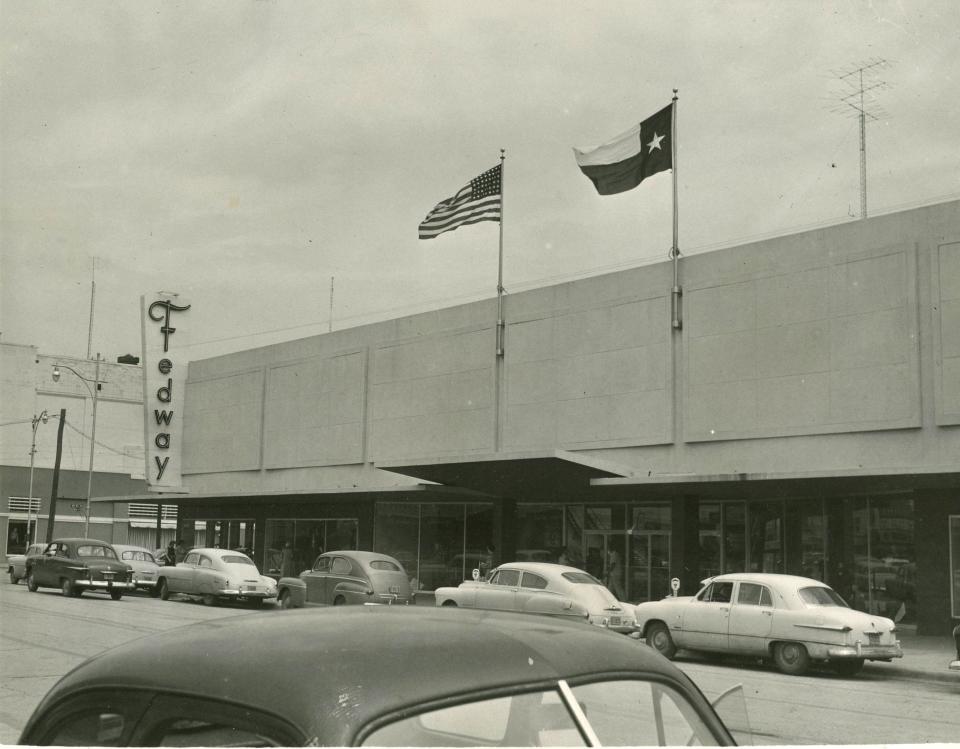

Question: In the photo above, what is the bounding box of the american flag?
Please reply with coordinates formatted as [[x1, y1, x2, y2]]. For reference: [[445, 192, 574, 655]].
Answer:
[[418, 164, 502, 240]]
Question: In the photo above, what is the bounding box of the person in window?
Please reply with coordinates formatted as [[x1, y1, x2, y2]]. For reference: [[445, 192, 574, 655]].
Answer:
[[175, 539, 187, 563], [605, 550, 625, 600], [163, 541, 177, 567], [479, 544, 497, 580]]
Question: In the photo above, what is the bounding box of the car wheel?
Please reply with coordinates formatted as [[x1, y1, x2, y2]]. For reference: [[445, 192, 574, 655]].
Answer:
[[278, 590, 293, 609], [158, 578, 170, 601], [834, 658, 864, 677], [333, 595, 346, 606], [148, 584, 161, 598], [202, 593, 217, 606], [8, 569, 18, 585], [61, 578, 75, 597], [110, 589, 123, 601], [773, 641, 811, 676], [441, 600, 458, 607], [26, 572, 38, 592], [646, 621, 677, 659]]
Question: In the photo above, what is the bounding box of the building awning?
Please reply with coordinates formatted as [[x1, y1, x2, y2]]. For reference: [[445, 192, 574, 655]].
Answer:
[[376, 449, 634, 500], [89, 483, 491, 506]]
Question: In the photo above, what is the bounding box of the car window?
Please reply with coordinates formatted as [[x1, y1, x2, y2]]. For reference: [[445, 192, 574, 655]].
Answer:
[[521, 572, 549, 590], [561, 571, 604, 585], [799, 585, 848, 607], [370, 559, 401, 571], [141, 552, 158, 563], [331, 557, 352, 575], [44, 543, 59, 556], [121, 551, 135, 561], [221, 555, 255, 566], [490, 569, 521, 587], [362, 687, 583, 747], [700, 582, 733, 603], [313, 556, 331, 572], [184, 552, 200, 565], [736, 583, 771, 606], [78, 545, 117, 559], [570, 679, 718, 747], [32, 689, 154, 746], [198, 556, 214, 568]]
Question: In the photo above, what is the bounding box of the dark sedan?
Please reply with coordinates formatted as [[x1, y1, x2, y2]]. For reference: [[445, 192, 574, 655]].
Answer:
[[19, 606, 740, 746], [277, 550, 413, 608], [25, 538, 135, 599]]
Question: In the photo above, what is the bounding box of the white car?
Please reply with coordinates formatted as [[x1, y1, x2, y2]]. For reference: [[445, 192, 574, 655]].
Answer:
[[634, 572, 903, 676], [111, 544, 162, 596], [7, 542, 45, 584], [156, 547, 277, 607], [434, 561, 635, 633]]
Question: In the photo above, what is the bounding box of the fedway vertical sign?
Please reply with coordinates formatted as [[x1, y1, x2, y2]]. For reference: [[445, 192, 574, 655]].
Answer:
[[141, 292, 192, 491]]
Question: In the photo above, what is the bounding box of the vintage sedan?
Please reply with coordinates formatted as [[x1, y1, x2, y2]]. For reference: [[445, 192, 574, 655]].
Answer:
[[434, 561, 636, 634], [7, 542, 46, 584], [635, 572, 903, 676], [111, 544, 162, 596], [25, 539, 135, 599], [18, 606, 743, 747], [155, 547, 277, 607], [277, 550, 413, 608]]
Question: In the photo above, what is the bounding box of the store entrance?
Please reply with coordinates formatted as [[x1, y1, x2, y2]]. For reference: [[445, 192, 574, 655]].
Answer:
[[628, 530, 671, 603]]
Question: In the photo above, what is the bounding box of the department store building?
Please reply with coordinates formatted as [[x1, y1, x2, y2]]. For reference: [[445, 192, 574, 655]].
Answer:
[[103, 199, 960, 635]]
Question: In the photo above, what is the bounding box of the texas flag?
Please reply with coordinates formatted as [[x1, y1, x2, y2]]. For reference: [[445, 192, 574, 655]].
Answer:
[[573, 104, 673, 195]]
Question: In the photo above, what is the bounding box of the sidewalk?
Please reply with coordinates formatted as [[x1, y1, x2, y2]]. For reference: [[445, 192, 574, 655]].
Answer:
[[864, 628, 960, 682]]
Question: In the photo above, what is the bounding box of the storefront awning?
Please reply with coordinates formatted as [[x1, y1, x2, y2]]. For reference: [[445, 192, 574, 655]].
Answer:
[[376, 449, 633, 500]]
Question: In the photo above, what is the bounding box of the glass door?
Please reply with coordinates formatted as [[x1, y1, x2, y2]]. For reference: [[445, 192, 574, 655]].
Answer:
[[629, 531, 671, 603], [585, 531, 628, 601]]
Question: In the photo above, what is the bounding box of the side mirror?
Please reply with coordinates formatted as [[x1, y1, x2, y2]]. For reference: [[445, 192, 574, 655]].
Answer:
[[472, 568, 481, 581]]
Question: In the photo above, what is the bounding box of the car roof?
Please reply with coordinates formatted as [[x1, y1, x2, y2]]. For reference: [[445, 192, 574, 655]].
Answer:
[[187, 547, 247, 558], [496, 561, 588, 576], [27, 607, 707, 745], [110, 544, 153, 553], [48, 538, 109, 545], [707, 572, 827, 587], [322, 549, 400, 563]]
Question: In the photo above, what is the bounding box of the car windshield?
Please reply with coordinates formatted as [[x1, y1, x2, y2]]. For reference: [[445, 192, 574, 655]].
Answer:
[[370, 560, 401, 571], [363, 679, 719, 747], [798, 585, 848, 607], [562, 571, 604, 585], [77, 545, 118, 559], [222, 555, 256, 567]]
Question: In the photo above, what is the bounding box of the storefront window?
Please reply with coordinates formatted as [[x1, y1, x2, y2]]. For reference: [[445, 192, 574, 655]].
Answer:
[[799, 501, 826, 581], [748, 501, 783, 573], [6, 519, 32, 555], [724, 504, 746, 573], [848, 496, 915, 622], [373, 503, 493, 592], [264, 518, 357, 577], [630, 505, 671, 602], [950, 516, 960, 620], [516, 505, 564, 562], [565, 506, 585, 569], [698, 503, 721, 580]]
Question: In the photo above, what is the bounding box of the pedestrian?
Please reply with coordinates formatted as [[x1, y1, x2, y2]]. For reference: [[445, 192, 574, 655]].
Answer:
[[175, 539, 187, 563], [281, 541, 295, 577], [951, 623, 960, 670], [605, 549, 625, 600], [163, 541, 177, 567], [479, 544, 497, 580]]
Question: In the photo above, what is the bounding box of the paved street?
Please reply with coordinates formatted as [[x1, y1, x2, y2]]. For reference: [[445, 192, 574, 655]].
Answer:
[[1, 580, 958, 746]]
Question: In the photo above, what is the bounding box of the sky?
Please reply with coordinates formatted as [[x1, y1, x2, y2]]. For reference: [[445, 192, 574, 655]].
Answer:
[[2, 0, 959, 363]]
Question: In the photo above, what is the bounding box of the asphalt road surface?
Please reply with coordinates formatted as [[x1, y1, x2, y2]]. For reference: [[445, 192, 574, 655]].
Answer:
[[2, 581, 958, 746]]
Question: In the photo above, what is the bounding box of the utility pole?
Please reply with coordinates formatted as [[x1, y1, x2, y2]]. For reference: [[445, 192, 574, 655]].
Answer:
[[46, 409, 67, 544], [830, 59, 889, 219], [87, 257, 97, 359]]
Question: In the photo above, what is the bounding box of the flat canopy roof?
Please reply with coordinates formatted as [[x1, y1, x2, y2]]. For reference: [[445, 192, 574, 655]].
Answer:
[[376, 449, 633, 500], [90, 483, 490, 505]]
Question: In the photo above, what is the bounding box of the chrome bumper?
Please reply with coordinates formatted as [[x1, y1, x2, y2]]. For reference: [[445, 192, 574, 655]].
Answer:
[[827, 639, 903, 660], [77, 580, 137, 591]]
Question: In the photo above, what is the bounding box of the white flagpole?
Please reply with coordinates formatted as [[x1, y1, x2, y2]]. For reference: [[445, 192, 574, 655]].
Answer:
[[670, 89, 682, 330], [496, 149, 506, 356]]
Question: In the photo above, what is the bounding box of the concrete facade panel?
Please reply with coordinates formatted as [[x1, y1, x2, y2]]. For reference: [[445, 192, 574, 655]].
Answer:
[[507, 361, 558, 405], [756, 373, 831, 429], [829, 364, 915, 424], [832, 251, 907, 316], [503, 402, 558, 450], [829, 308, 910, 371], [183, 370, 263, 473], [755, 268, 831, 328], [687, 281, 755, 337], [506, 317, 555, 363], [369, 408, 493, 460], [689, 330, 756, 385], [756, 321, 830, 378], [936, 242, 960, 425], [941, 299, 960, 358], [687, 381, 757, 438], [371, 369, 492, 419]]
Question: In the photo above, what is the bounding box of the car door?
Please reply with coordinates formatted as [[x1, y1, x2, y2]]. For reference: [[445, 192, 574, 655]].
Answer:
[[727, 582, 774, 654], [300, 555, 331, 603], [32, 542, 60, 585], [194, 554, 217, 594], [515, 570, 553, 615], [168, 551, 199, 593], [680, 581, 734, 651], [475, 568, 520, 611], [326, 556, 355, 602]]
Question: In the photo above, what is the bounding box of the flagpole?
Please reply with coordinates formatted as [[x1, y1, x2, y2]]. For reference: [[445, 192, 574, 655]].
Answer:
[[496, 148, 506, 356], [670, 89, 682, 330]]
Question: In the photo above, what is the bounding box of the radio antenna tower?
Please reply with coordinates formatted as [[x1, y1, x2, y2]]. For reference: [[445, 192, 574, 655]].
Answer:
[[828, 59, 890, 219]]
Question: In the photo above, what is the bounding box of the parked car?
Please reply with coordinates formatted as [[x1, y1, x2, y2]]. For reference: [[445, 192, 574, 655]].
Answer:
[[155, 547, 277, 607], [110, 544, 162, 596], [634, 572, 903, 676], [18, 606, 742, 747], [277, 550, 413, 608], [24, 539, 135, 599], [434, 561, 636, 634], [7, 542, 45, 584]]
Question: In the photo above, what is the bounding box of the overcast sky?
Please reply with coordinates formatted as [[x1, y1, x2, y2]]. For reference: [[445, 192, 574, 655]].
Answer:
[[2, 0, 958, 363]]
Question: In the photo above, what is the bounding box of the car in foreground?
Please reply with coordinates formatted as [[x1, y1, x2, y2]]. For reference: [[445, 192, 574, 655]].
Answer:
[[110, 544, 161, 596], [434, 561, 636, 633], [155, 547, 277, 606], [18, 606, 742, 746], [7, 542, 45, 584], [277, 550, 413, 608], [634, 572, 903, 676], [24, 539, 135, 599]]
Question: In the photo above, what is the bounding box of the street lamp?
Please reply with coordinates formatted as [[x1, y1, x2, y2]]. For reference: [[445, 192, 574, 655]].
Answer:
[[27, 410, 49, 544], [52, 353, 102, 538]]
